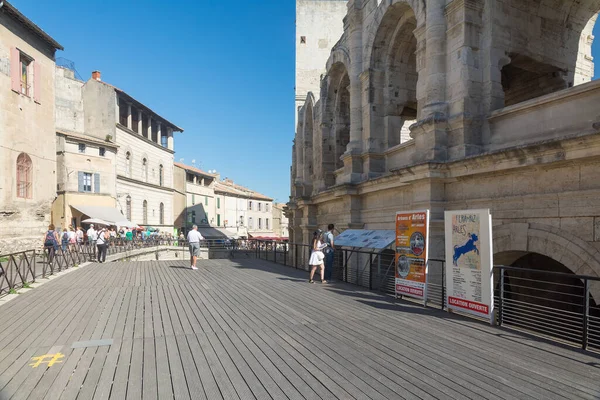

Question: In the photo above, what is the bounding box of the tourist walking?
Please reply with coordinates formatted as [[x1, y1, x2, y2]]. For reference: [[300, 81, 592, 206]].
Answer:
[[60, 227, 70, 252], [43, 224, 59, 264], [308, 229, 328, 284], [187, 224, 204, 270], [96, 227, 108, 263], [323, 223, 336, 281], [87, 224, 97, 259]]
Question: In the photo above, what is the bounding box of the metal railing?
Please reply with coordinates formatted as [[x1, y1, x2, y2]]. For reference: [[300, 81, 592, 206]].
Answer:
[[250, 240, 600, 353], [495, 265, 600, 351]]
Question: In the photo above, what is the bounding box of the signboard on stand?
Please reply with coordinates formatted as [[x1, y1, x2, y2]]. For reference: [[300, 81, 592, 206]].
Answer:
[[444, 209, 494, 323], [395, 210, 429, 302]]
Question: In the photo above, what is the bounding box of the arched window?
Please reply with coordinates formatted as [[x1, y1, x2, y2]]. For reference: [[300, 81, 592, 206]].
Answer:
[[143, 200, 148, 224], [159, 164, 164, 186], [159, 203, 164, 225], [142, 158, 148, 182], [125, 151, 132, 177], [16, 153, 32, 199], [126, 196, 132, 220]]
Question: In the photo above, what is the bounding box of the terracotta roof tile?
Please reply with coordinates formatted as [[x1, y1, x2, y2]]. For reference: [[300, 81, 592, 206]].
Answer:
[[174, 162, 217, 178]]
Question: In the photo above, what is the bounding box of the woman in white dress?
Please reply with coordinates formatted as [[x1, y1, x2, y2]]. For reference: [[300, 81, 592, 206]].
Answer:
[[308, 230, 328, 283]]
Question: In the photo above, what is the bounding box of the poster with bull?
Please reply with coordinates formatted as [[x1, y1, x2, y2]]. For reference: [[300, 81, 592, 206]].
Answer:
[[444, 209, 494, 323], [395, 210, 429, 303]]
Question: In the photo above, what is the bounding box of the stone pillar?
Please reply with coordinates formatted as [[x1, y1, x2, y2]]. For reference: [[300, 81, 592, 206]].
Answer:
[[340, 4, 364, 184], [137, 110, 143, 135], [126, 103, 132, 129], [167, 127, 174, 150], [360, 68, 386, 179], [410, 0, 449, 163], [157, 123, 162, 145], [444, 0, 485, 159], [147, 116, 153, 140]]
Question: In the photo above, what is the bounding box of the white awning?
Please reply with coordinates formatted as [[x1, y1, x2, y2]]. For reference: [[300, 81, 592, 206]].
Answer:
[[71, 205, 131, 225]]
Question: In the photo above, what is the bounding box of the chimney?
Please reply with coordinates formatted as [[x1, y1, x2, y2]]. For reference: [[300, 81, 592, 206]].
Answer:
[[92, 70, 101, 81]]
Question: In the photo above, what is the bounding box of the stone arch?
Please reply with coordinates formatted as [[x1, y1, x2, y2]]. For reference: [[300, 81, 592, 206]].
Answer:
[[495, 0, 600, 109], [493, 222, 600, 302], [366, 0, 424, 150], [322, 62, 351, 188], [363, 0, 426, 67], [325, 46, 351, 76]]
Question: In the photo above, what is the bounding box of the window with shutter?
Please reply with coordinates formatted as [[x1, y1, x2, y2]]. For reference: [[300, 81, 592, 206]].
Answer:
[[94, 173, 100, 193], [78, 171, 84, 192]]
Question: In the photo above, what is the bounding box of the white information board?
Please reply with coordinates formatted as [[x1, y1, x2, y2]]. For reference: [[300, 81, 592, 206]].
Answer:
[[444, 209, 494, 323]]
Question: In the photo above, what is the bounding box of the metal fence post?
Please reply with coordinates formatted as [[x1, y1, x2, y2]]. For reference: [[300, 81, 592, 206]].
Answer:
[[369, 253, 373, 290], [441, 261, 446, 310], [498, 267, 505, 327], [284, 244, 287, 266], [583, 278, 590, 350], [294, 244, 298, 269]]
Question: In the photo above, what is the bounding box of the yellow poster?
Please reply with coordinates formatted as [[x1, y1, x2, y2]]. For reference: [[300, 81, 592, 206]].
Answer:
[[395, 210, 429, 300]]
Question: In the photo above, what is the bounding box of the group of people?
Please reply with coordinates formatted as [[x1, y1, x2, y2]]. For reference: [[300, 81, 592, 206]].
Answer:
[[42, 223, 167, 264], [308, 224, 336, 284]]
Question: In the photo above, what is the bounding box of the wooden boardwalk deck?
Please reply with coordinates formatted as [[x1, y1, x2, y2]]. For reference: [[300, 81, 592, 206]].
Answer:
[[0, 258, 599, 400]]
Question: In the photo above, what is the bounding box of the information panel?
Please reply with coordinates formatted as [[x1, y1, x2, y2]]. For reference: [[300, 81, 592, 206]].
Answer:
[[444, 209, 494, 322], [395, 210, 429, 301], [334, 229, 396, 250]]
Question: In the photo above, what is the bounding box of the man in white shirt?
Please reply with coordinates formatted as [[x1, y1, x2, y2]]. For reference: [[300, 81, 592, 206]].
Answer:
[[186, 225, 204, 270], [87, 225, 97, 259]]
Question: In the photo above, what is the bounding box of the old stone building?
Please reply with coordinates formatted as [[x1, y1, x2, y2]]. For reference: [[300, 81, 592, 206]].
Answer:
[[273, 203, 290, 239], [289, 0, 600, 292], [80, 71, 183, 232], [173, 162, 217, 233], [52, 66, 121, 229], [0, 1, 63, 253]]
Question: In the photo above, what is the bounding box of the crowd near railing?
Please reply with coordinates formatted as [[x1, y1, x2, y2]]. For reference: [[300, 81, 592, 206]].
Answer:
[[2, 238, 600, 353]]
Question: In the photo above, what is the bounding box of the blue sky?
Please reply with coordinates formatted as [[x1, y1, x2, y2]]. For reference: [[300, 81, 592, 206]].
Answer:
[[14, 0, 296, 204], [10, 1, 600, 203]]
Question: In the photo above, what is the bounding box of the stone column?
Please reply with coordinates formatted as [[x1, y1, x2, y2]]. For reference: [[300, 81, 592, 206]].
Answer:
[[167, 127, 174, 150], [126, 103, 132, 129], [156, 123, 162, 145], [137, 110, 143, 135], [445, 0, 485, 159], [147, 116, 153, 140], [340, 3, 364, 184], [410, 0, 449, 163]]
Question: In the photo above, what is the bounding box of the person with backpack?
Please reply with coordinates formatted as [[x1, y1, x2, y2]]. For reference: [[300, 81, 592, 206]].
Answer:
[[60, 227, 70, 252], [96, 226, 109, 263], [43, 224, 59, 264]]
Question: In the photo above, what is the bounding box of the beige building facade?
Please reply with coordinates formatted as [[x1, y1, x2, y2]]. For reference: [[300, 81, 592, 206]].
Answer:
[[173, 162, 217, 231], [273, 203, 289, 239], [289, 0, 600, 295], [77, 72, 183, 232], [0, 2, 63, 253], [53, 66, 120, 229]]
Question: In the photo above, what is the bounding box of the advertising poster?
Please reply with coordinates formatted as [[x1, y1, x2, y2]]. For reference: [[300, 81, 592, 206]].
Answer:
[[444, 209, 494, 322], [395, 210, 429, 301]]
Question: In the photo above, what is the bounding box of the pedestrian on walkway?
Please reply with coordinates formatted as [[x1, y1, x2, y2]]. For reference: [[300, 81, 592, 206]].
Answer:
[[323, 223, 336, 281], [43, 224, 59, 264], [87, 224, 97, 259], [187, 224, 204, 270], [308, 229, 328, 284], [96, 227, 108, 263]]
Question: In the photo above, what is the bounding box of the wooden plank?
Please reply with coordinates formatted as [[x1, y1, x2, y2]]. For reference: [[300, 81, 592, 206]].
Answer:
[[196, 333, 240, 400], [126, 337, 144, 400], [164, 334, 191, 400], [142, 337, 158, 400], [154, 336, 174, 400]]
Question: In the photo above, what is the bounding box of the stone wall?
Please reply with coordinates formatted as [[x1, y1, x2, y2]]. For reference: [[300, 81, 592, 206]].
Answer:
[[0, 12, 58, 254], [289, 0, 600, 282]]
